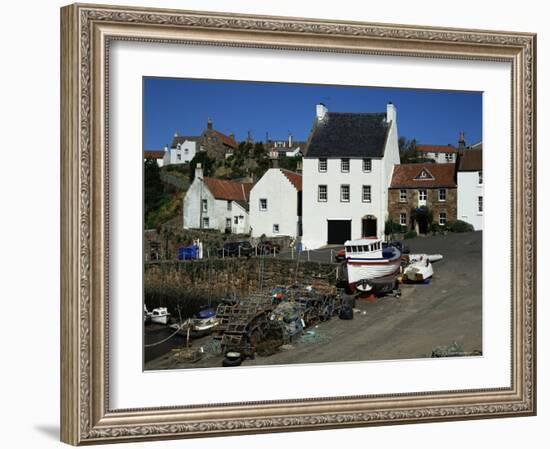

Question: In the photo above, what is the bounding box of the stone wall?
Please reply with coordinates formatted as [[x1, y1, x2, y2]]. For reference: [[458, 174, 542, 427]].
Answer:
[[388, 188, 457, 229], [144, 258, 337, 318]]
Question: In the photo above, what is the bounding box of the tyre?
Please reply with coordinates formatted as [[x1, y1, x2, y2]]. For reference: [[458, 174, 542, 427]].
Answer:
[[222, 357, 242, 367]]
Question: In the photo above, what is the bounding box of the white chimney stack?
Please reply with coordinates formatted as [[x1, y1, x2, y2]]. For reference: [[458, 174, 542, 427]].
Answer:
[[195, 163, 203, 180], [164, 144, 168, 152], [386, 102, 397, 123], [316, 103, 328, 121]]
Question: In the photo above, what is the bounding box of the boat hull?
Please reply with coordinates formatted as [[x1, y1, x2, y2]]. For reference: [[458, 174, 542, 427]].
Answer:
[[346, 252, 401, 292], [151, 314, 170, 325]]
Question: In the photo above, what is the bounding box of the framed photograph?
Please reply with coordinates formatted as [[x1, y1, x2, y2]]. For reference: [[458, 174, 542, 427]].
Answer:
[[60, 3, 536, 445]]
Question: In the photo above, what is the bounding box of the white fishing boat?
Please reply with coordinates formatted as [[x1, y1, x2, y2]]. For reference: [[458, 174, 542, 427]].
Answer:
[[150, 307, 171, 325], [345, 237, 401, 292]]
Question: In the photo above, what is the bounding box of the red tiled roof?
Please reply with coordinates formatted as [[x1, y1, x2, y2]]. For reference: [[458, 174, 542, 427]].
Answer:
[[203, 177, 253, 201], [416, 144, 457, 153], [144, 150, 165, 159], [213, 131, 238, 149], [390, 163, 456, 189], [280, 169, 302, 191], [458, 149, 482, 171]]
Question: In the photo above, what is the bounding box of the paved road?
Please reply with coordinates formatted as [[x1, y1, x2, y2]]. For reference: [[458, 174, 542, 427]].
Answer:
[[145, 231, 482, 369]]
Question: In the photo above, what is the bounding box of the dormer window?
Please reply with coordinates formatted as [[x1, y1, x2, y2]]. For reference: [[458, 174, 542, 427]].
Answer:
[[415, 168, 435, 180]]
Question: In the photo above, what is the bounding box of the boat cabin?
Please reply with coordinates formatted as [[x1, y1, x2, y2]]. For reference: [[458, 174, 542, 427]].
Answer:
[[344, 238, 383, 256]]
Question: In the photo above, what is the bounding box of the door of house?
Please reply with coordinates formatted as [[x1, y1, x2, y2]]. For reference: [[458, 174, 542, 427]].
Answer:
[[362, 217, 377, 237], [418, 190, 427, 207], [327, 220, 351, 244]]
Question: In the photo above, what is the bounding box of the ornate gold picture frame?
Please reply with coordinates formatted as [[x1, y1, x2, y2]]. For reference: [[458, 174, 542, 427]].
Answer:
[[60, 3, 536, 445]]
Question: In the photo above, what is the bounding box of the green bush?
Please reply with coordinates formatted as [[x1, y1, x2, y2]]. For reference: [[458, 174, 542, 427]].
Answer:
[[404, 230, 418, 239], [448, 220, 474, 233]]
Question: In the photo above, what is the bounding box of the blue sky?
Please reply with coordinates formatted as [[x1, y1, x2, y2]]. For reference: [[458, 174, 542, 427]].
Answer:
[[143, 77, 482, 150]]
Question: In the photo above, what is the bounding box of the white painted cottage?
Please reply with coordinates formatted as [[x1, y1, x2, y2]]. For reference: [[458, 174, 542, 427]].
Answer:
[[249, 168, 302, 238], [301, 103, 400, 249], [183, 165, 253, 234], [164, 132, 199, 165], [144, 150, 165, 167], [416, 144, 458, 164], [457, 147, 483, 230]]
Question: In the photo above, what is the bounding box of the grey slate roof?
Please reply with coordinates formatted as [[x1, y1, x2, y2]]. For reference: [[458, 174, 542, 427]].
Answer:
[[304, 112, 389, 158], [171, 135, 200, 148]]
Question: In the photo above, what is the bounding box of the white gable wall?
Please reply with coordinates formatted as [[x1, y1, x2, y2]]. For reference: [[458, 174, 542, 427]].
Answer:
[[166, 140, 196, 165], [302, 157, 386, 249], [183, 178, 217, 229], [457, 171, 484, 230], [249, 169, 299, 238]]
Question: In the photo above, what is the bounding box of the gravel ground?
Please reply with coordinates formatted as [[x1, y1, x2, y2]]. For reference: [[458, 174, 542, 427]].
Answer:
[[144, 231, 482, 370]]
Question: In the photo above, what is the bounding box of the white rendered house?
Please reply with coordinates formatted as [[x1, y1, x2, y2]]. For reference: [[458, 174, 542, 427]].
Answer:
[[416, 144, 457, 163], [249, 168, 302, 238], [301, 102, 401, 249], [457, 148, 483, 230], [183, 165, 253, 234], [164, 134, 198, 165]]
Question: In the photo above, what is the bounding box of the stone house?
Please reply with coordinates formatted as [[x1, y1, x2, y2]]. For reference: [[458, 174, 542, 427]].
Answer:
[[198, 118, 238, 161], [301, 102, 400, 249], [183, 165, 253, 234], [249, 168, 302, 238], [388, 163, 457, 233]]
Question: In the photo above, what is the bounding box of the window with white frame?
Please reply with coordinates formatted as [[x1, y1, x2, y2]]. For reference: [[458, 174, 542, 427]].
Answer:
[[445, 152, 453, 162], [184, 148, 189, 154], [478, 170, 483, 185], [478, 196, 483, 213], [362, 185, 371, 202], [399, 212, 407, 226], [419, 190, 427, 201], [340, 185, 350, 202], [341, 158, 350, 173], [273, 224, 280, 233], [363, 158, 372, 172], [201, 199, 208, 213], [259, 198, 268, 211], [227, 200, 232, 211], [439, 189, 446, 201], [177, 154, 181, 161], [318, 158, 327, 172], [202, 217, 209, 228], [439, 212, 447, 226], [318, 185, 327, 202], [399, 189, 407, 202]]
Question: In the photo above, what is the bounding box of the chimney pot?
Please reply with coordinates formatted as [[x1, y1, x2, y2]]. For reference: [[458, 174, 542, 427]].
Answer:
[[316, 103, 328, 121]]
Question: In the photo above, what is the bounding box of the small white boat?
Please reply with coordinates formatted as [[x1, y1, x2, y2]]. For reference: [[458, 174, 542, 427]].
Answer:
[[170, 308, 219, 337], [143, 305, 152, 323], [403, 254, 434, 283], [345, 237, 401, 292], [408, 253, 443, 263], [150, 307, 171, 325]]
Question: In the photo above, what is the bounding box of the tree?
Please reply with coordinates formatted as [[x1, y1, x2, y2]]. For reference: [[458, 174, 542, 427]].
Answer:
[[398, 137, 418, 163], [189, 152, 215, 181], [144, 158, 165, 226]]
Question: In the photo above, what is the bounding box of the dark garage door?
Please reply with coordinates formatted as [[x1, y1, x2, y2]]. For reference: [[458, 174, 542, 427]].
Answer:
[[327, 220, 351, 244]]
